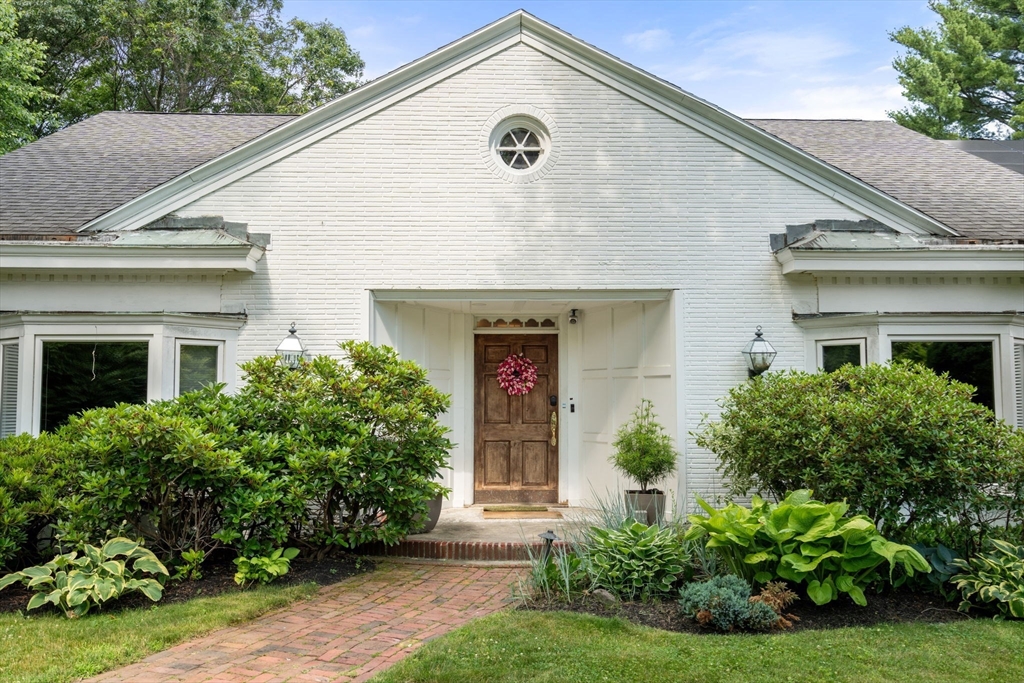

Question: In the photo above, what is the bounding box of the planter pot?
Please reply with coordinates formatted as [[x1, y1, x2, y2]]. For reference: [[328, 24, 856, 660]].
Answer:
[[625, 490, 665, 526], [410, 494, 444, 535]]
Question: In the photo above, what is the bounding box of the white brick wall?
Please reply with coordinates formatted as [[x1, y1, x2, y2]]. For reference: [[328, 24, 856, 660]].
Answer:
[[172, 43, 868, 499]]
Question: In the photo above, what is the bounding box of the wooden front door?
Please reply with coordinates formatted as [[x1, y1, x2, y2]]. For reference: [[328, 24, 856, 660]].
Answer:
[[474, 334, 558, 504]]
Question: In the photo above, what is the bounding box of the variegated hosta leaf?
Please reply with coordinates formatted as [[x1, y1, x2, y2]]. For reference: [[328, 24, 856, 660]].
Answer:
[[101, 538, 140, 558]]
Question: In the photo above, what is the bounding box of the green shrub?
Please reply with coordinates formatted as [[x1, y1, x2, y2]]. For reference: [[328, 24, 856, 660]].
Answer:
[[610, 400, 678, 493], [951, 539, 1024, 620], [587, 521, 687, 600], [233, 547, 299, 586], [0, 433, 70, 571], [695, 362, 1024, 548], [678, 575, 779, 632], [230, 341, 453, 550], [0, 537, 168, 617], [55, 396, 249, 558], [685, 490, 929, 606]]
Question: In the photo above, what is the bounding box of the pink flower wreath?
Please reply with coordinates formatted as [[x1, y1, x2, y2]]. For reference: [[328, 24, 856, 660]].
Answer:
[[496, 353, 538, 396]]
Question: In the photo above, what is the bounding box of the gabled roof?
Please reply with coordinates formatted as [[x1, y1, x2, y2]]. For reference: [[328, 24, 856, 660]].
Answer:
[[2, 11, 1017, 243], [750, 120, 1023, 242], [0, 111, 292, 238]]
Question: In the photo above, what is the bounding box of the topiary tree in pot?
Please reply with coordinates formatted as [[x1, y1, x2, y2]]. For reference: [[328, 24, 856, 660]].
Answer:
[[610, 399, 678, 525]]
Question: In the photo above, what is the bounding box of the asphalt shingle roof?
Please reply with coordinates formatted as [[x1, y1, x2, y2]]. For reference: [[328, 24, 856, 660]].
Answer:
[[749, 119, 1024, 242], [0, 111, 294, 238], [1, 112, 1021, 241]]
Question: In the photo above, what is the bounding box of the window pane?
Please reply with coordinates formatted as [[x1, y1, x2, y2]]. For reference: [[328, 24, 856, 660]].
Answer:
[[179, 345, 219, 394], [822, 344, 861, 373], [41, 342, 148, 432], [891, 341, 994, 410]]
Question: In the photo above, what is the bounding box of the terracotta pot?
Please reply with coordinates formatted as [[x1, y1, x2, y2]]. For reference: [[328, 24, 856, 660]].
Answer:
[[624, 490, 665, 526], [410, 494, 444, 534]]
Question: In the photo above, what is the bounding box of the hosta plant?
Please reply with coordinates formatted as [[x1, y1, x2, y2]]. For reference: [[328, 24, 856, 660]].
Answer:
[[685, 490, 929, 606], [233, 547, 299, 586], [587, 521, 687, 600], [0, 537, 168, 617], [951, 539, 1024, 620]]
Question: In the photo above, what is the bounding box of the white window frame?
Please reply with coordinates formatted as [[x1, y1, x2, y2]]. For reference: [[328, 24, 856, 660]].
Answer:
[[885, 332, 1002, 418], [816, 338, 867, 371], [174, 338, 225, 396], [33, 334, 157, 433]]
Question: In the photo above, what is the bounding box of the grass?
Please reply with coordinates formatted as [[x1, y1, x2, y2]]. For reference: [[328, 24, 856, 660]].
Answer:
[[372, 610, 1024, 683], [0, 582, 319, 683]]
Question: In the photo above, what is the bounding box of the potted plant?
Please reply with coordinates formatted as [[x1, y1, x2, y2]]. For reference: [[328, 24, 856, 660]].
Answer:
[[610, 399, 678, 525], [410, 483, 448, 534]]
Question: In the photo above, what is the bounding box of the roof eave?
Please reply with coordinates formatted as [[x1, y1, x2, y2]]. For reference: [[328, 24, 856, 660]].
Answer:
[[0, 242, 264, 272], [775, 245, 1024, 274]]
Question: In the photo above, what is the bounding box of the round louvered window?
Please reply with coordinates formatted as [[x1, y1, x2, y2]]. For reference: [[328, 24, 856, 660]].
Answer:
[[483, 107, 558, 183]]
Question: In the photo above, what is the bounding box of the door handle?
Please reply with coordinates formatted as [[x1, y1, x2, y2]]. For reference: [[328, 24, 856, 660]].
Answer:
[[550, 411, 557, 447]]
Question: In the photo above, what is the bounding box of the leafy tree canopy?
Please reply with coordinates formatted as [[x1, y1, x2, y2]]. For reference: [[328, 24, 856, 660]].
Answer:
[[889, 0, 1024, 139], [11, 0, 364, 140], [0, 0, 47, 152]]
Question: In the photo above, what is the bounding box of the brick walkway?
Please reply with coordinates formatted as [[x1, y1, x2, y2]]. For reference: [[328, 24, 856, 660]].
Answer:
[[87, 562, 522, 683]]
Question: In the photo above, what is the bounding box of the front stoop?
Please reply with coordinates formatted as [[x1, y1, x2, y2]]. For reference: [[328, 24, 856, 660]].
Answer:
[[362, 539, 569, 562]]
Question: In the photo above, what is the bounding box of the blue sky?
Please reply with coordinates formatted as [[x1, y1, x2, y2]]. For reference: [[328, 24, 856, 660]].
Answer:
[[283, 1, 936, 120]]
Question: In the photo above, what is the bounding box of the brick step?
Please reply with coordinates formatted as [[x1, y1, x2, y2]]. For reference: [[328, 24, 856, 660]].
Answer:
[[361, 538, 569, 562]]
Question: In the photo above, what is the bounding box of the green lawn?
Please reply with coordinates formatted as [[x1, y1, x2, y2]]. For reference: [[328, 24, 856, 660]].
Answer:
[[0, 582, 319, 683], [372, 610, 1024, 683]]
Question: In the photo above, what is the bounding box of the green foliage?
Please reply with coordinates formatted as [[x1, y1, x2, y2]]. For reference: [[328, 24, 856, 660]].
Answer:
[[685, 490, 930, 606], [587, 521, 687, 600], [0, 0, 47, 152], [5, 342, 451, 564], [12, 0, 364, 143], [55, 395, 249, 558], [172, 549, 205, 582], [677, 574, 780, 632], [0, 432, 70, 571], [951, 539, 1024, 620], [233, 547, 298, 586], [695, 362, 1024, 545], [0, 537, 168, 617], [908, 543, 961, 600], [228, 341, 453, 551], [610, 400, 678, 493], [889, 0, 1024, 139]]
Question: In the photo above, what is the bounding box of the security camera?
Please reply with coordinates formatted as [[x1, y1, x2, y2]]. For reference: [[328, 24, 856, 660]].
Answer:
[[569, 309, 579, 325]]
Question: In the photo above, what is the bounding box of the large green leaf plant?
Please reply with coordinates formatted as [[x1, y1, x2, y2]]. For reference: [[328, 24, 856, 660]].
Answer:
[[0, 537, 168, 617], [685, 490, 929, 606]]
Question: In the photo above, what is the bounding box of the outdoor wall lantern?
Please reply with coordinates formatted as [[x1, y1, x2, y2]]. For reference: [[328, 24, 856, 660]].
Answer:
[[276, 323, 308, 368], [741, 326, 777, 378]]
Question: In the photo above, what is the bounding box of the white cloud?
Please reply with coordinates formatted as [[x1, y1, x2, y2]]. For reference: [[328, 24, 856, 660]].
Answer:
[[744, 84, 907, 120], [666, 29, 853, 82], [624, 29, 673, 52]]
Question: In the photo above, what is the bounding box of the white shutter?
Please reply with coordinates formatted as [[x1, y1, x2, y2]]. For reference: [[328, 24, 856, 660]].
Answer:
[[1015, 344, 1024, 429], [0, 343, 19, 437]]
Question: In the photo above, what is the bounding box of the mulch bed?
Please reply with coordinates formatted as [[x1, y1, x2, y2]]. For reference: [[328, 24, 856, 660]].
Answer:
[[0, 550, 372, 615], [522, 589, 970, 634]]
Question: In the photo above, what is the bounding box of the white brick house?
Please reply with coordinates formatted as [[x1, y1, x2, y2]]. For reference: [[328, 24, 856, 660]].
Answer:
[[1, 11, 1022, 510]]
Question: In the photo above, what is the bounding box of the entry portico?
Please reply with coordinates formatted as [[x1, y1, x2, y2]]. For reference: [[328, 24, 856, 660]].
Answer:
[[371, 290, 678, 508]]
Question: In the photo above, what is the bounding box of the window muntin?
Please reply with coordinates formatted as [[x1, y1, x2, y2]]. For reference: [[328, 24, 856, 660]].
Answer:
[[40, 341, 149, 431], [891, 340, 995, 410], [817, 338, 866, 373], [497, 128, 544, 169], [177, 341, 222, 395]]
